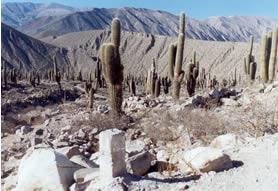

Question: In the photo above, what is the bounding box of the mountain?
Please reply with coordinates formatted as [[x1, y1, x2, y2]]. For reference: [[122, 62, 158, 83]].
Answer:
[[1, 23, 70, 71], [15, 6, 278, 42], [1, 2, 80, 27]]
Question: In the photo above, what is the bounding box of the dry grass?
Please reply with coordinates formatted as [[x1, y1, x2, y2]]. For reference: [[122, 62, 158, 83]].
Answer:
[[240, 99, 278, 137], [141, 109, 180, 142], [71, 112, 133, 135]]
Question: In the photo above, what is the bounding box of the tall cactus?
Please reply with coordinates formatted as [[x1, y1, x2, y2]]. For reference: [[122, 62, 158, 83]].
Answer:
[[260, 35, 268, 83], [100, 18, 124, 115], [53, 56, 62, 91], [146, 58, 157, 96], [168, 12, 185, 101], [186, 52, 199, 96], [269, 27, 278, 82], [3, 62, 7, 88], [260, 27, 278, 83]]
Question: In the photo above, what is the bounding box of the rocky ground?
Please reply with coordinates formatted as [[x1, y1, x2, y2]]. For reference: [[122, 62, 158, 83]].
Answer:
[[1, 79, 278, 191]]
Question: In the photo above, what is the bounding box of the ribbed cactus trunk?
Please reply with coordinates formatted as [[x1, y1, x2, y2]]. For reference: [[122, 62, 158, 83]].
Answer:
[[169, 12, 185, 101], [260, 35, 268, 83], [168, 44, 177, 82], [260, 27, 278, 83], [100, 18, 124, 115], [269, 27, 278, 82]]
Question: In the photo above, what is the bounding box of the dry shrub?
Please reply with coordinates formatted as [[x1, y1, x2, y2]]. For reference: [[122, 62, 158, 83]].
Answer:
[[141, 109, 179, 142], [71, 113, 132, 135], [178, 108, 228, 145], [240, 100, 278, 137], [141, 107, 228, 145], [142, 107, 228, 145]]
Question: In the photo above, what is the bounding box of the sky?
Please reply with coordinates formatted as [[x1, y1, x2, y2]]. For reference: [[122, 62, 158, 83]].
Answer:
[[2, 0, 278, 19]]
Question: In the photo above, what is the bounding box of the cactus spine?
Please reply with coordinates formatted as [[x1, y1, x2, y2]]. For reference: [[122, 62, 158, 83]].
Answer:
[[168, 12, 185, 101], [100, 18, 124, 115]]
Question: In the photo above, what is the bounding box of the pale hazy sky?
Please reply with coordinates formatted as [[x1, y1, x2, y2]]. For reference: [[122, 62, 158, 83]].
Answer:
[[2, 0, 278, 19]]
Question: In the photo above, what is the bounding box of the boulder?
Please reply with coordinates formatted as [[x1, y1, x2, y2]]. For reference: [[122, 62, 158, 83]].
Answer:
[[35, 128, 44, 136], [99, 129, 126, 180], [183, 147, 232, 173], [16, 148, 81, 191], [210, 89, 220, 98], [126, 151, 151, 176]]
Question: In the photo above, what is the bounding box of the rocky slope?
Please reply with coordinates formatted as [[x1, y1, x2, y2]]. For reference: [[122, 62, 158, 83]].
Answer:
[[1, 77, 278, 190], [1, 23, 70, 71]]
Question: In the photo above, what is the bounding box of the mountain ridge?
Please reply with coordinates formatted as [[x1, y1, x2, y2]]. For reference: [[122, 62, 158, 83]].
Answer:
[[1, 23, 70, 71]]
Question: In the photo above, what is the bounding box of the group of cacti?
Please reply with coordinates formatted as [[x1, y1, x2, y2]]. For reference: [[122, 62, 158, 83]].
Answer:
[[185, 51, 199, 96], [243, 36, 257, 81], [260, 27, 278, 83], [2, 15, 277, 117], [145, 58, 161, 97]]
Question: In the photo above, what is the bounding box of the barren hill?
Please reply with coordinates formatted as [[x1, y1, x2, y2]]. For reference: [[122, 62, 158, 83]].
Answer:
[[1, 23, 70, 71], [42, 29, 262, 81]]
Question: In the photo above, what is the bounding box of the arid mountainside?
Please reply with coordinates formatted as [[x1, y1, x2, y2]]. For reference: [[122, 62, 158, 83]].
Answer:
[[2, 23, 265, 80], [2, 3, 278, 42], [41, 29, 262, 81], [1, 23, 70, 71]]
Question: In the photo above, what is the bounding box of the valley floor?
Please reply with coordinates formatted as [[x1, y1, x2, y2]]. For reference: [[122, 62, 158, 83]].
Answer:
[[1, 79, 278, 190]]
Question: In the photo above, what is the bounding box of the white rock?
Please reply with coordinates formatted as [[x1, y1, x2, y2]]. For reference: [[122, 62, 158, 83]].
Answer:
[[99, 129, 126, 180], [16, 148, 81, 191], [70, 155, 98, 169], [220, 98, 239, 106], [126, 151, 151, 176], [89, 152, 99, 165], [20, 125, 32, 135], [56, 146, 81, 159], [73, 168, 99, 183], [61, 125, 72, 133], [210, 133, 243, 150], [126, 140, 145, 157], [3, 174, 18, 191], [183, 147, 232, 173], [156, 150, 169, 162]]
